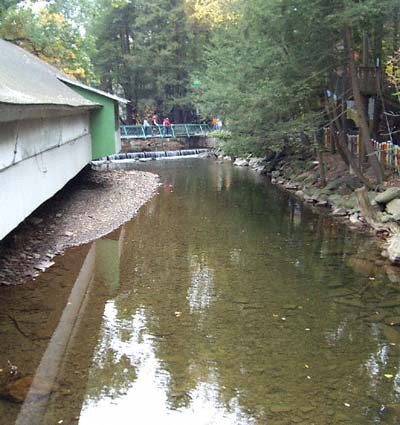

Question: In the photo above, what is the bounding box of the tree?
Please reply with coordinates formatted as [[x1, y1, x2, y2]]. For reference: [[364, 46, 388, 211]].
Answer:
[[194, 0, 399, 184], [90, 0, 198, 123], [0, 3, 95, 82], [186, 0, 237, 27], [0, 0, 19, 18], [90, 0, 142, 120], [194, 0, 337, 155]]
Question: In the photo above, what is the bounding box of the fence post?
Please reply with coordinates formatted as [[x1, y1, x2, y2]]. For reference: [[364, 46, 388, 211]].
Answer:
[[390, 142, 394, 167], [184, 124, 190, 137]]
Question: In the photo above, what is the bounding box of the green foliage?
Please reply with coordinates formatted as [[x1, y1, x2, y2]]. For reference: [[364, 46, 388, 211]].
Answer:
[[209, 129, 231, 139], [0, 3, 95, 82], [90, 0, 198, 121], [193, 0, 400, 156]]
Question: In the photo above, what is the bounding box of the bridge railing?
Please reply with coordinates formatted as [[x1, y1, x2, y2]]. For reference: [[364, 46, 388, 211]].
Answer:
[[120, 124, 211, 140]]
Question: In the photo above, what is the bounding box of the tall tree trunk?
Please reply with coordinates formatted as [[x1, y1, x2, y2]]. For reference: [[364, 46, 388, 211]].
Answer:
[[316, 129, 326, 187], [372, 16, 384, 141], [126, 103, 135, 125], [325, 99, 373, 189], [344, 26, 384, 184], [334, 119, 374, 189], [394, 6, 399, 52], [329, 123, 337, 154]]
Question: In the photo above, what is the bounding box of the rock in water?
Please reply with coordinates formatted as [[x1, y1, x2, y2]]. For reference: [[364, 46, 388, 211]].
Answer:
[[383, 325, 400, 345], [387, 234, 400, 264], [384, 316, 400, 326], [233, 158, 249, 167], [0, 375, 56, 403], [248, 158, 264, 168], [383, 404, 400, 421]]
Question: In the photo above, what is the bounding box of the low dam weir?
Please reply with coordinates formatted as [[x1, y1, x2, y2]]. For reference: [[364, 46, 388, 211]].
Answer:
[[100, 148, 209, 162]]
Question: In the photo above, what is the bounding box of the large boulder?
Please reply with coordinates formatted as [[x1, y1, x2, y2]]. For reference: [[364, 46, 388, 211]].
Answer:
[[325, 179, 342, 191], [248, 157, 264, 168], [284, 182, 300, 190], [293, 172, 309, 182], [375, 187, 400, 204], [304, 187, 321, 199], [332, 207, 348, 216], [198, 151, 217, 159], [328, 193, 345, 207], [386, 199, 400, 216], [342, 195, 358, 210], [381, 213, 395, 223], [342, 175, 363, 191], [349, 214, 364, 228], [233, 158, 249, 167], [303, 173, 318, 185]]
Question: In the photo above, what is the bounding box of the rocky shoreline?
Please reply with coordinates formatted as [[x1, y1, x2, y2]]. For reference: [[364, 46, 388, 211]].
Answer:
[[0, 167, 160, 286], [223, 151, 400, 267]]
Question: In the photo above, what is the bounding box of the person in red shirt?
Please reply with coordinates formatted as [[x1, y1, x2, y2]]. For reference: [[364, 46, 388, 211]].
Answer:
[[163, 117, 171, 137]]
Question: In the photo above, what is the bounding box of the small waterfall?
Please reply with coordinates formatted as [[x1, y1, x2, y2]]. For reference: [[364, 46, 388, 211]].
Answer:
[[98, 149, 209, 162]]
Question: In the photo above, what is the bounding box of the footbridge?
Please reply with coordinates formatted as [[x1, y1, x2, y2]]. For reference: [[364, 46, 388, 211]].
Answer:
[[120, 123, 211, 140]]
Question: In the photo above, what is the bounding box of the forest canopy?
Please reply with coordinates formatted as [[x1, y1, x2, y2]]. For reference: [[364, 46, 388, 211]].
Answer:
[[1, 0, 400, 161]]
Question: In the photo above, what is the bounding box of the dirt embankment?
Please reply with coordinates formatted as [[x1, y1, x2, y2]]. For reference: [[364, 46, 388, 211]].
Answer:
[[0, 167, 160, 286]]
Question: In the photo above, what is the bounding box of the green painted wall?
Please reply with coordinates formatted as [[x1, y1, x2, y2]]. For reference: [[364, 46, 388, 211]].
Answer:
[[66, 84, 118, 160]]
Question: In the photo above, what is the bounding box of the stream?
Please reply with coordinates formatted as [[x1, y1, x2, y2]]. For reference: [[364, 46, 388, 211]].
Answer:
[[1, 159, 400, 424]]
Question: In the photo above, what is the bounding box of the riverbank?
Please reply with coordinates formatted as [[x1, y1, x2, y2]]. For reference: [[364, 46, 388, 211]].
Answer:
[[0, 167, 160, 286]]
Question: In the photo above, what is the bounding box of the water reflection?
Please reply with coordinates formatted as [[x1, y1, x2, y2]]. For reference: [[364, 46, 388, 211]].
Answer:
[[2, 160, 400, 424], [0, 228, 125, 424], [80, 304, 255, 425], [187, 255, 214, 314], [16, 243, 97, 425]]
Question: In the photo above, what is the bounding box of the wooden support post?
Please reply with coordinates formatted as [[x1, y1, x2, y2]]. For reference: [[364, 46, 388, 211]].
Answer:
[[355, 187, 381, 228]]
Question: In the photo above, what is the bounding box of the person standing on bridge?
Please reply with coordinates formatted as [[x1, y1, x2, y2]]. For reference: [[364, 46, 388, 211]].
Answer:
[[163, 117, 171, 137], [151, 114, 159, 136], [143, 118, 150, 137]]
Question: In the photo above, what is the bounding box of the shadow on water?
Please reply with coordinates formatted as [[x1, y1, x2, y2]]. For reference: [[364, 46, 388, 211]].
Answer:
[[1, 159, 400, 424]]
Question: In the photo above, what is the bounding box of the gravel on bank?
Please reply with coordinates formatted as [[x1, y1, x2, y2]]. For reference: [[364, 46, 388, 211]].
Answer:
[[0, 167, 160, 286]]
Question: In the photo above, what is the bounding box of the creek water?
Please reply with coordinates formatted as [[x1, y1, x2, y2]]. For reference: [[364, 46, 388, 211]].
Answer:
[[1, 159, 400, 424]]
